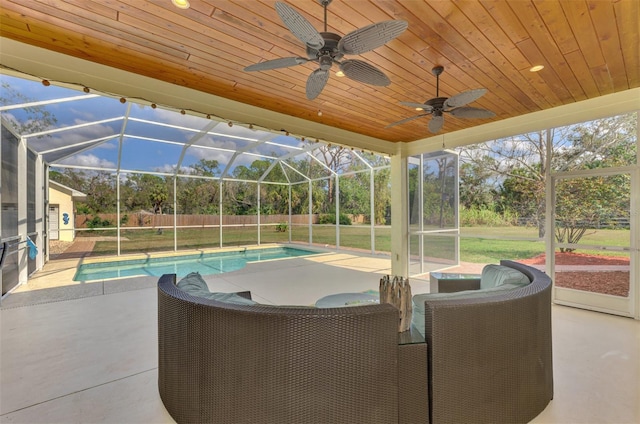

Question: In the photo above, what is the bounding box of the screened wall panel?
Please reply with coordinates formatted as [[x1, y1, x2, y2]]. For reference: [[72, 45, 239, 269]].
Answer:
[[259, 182, 290, 244], [338, 172, 371, 252], [373, 167, 392, 253], [2, 125, 19, 295], [222, 181, 258, 247], [27, 149, 37, 275], [311, 179, 335, 248], [290, 182, 311, 245]]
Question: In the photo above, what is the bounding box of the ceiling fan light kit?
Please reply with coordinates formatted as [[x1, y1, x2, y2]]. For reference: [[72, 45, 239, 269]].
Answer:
[[244, 0, 407, 100]]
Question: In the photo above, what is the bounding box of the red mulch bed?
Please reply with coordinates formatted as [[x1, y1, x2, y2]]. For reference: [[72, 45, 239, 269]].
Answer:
[[519, 252, 630, 297]]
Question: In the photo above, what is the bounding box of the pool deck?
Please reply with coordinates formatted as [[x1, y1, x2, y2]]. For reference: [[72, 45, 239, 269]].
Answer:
[[2, 246, 415, 309], [1, 249, 638, 423]]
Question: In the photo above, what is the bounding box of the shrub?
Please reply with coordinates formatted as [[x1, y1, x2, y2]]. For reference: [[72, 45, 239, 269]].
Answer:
[[318, 213, 352, 225], [275, 222, 288, 232], [87, 215, 113, 229], [460, 206, 518, 227]]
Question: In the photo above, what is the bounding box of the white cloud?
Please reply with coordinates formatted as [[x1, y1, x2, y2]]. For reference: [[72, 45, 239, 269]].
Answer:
[[28, 121, 119, 153], [58, 154, 116, 168], [154, 163, 179, 174]]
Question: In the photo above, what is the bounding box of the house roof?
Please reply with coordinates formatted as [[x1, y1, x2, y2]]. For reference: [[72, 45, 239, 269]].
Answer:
[[49, 180, 87, 201]]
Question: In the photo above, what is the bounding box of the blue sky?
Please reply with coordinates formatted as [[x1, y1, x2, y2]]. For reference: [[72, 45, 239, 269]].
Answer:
[[1, 74, 333, 178]]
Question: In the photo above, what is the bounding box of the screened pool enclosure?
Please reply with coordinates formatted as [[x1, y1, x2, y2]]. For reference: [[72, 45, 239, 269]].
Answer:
[[1, 73, 399, 274]]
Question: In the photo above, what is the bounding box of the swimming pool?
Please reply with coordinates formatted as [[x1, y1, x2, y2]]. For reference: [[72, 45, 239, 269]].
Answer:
[[73, 246, 319, 281]]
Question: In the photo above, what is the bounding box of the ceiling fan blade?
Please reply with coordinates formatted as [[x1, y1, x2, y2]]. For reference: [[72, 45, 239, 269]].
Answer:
[[338, 20, 408, 55], [399, 101, 434, 112], [306, 69, 330, 100], [428, 115, 444, 133], [443, 88, 487, 109], [275, 2, 324, 50], [244, 57, 309, 72], [449, 107, 496, 119], [385, 114, 430, 128], [339, 59, 390, 86]]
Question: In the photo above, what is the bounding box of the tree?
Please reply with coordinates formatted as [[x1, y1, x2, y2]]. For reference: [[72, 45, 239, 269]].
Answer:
[[149, 182, 168, 214], [314, 146, 355, 207], [459, 129, 549, 236], [555, 174, 630, 251], [338, 173, 369, 216], [175, 159, 220, 214], [50, 169, 117, 214], [425, 156, 457, 228], [458, 112, 637, 238], [0, 81, 57, 135], [498, 166, 543, 226], [49, 168, 87, 192], [190, 159, 219, 177], [459, 159, 498, 210], [122, 174, 168, 213], [372, 168, 391, 225]]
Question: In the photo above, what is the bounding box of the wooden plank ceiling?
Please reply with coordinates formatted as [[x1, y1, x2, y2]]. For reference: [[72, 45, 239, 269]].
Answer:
[[0, 0, 638, 143]]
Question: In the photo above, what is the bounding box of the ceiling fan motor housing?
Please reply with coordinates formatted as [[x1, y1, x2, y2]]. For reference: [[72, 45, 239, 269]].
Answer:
[[425, 97, 448, 111], [307, 32, 343, 61]]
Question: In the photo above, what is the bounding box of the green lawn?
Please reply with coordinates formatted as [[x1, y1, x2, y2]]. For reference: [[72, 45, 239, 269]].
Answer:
[[79, 224, 630, 263]]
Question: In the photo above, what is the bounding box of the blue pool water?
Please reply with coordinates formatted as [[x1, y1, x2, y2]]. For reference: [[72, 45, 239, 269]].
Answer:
[[73, 247, 318, 281]]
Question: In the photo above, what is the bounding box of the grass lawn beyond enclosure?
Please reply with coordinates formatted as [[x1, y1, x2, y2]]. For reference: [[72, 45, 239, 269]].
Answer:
[[77, 225, 630, 265]]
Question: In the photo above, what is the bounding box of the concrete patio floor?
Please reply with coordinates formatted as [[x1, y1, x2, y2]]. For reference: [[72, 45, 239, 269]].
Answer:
[[1, 250, 638, 423]]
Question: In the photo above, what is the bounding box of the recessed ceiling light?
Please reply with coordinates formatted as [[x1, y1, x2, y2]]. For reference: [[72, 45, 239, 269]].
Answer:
[[172, 0, 190, 9], [335, 70, 345, 77], [529, 65, 544, 72]]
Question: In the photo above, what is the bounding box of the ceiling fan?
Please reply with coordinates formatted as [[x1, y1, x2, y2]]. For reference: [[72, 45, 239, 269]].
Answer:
[[244, 0, 407, 100], [387, 66, 495, 133]]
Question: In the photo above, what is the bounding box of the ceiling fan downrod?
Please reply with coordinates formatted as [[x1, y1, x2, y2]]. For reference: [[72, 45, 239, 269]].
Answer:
[[320, 0, 332, 32], [432, 65, 444, 97]]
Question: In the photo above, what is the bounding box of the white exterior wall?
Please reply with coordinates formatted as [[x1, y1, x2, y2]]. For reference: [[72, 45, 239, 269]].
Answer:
[[48, 188, 75, 242]]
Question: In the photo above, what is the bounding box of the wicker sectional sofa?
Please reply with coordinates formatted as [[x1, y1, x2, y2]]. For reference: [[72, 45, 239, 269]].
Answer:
[[157, 259, 552, 424], [157, 273, 417, 424]]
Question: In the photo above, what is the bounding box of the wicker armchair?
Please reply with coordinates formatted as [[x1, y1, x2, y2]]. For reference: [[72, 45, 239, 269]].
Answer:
[[419, 260, 553, 424]]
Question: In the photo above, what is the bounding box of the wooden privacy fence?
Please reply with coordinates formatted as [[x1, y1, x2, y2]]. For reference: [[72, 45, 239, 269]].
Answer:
[[76, 213, 319, 228]]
